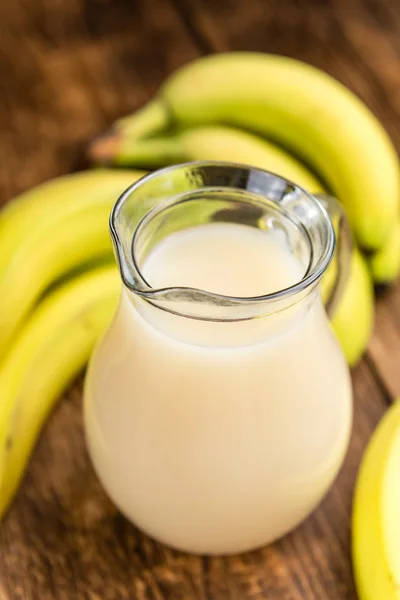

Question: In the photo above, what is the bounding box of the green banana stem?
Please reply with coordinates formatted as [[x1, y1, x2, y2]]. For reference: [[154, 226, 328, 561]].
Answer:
[[88, 125, 325, 197], [114, 137, 187, 167], [116, 98, 169, 139]]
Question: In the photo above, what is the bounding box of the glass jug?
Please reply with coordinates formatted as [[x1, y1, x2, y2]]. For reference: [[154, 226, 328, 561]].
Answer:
[[84, 162, 353, 555]]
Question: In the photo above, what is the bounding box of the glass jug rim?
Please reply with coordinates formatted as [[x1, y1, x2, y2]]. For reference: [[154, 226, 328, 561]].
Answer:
[[110, 161, 335, 320]]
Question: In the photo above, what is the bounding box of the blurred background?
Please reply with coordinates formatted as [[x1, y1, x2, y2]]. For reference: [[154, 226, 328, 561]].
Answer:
[[1, 1, 400, 599]]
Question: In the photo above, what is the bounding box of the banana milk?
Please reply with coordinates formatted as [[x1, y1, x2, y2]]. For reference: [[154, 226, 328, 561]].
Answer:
[[84, 222, 352, 554]]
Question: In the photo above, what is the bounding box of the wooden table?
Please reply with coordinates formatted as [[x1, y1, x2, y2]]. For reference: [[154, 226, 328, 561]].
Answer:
[[0, 1, 399, 598]]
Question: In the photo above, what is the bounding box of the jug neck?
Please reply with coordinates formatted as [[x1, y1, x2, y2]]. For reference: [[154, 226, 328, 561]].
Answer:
[[110, 162, 335, 322], [122, 285, 323, 348]]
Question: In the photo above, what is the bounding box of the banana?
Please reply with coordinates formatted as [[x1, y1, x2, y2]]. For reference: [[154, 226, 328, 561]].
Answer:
[[331, 249, 374, 367], [352, 399, 400, 600], [0, 169, 145, 277], [88, 124, 324, 193], [369, 219, 400, 285], [0, 264, 120, 518], [116, 52, 400, 250], [0, 170, 144, 359]]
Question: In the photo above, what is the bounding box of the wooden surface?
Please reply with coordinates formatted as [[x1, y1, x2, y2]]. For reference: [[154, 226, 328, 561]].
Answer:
[[0, 0, 399, 598]]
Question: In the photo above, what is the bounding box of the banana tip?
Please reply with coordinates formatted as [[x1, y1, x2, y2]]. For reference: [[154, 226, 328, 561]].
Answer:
[[86, 131, 119, 165]]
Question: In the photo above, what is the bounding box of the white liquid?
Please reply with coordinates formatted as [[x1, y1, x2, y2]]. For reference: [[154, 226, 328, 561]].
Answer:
[[143, 224, 303, 296], [84, 223, 352, 554]]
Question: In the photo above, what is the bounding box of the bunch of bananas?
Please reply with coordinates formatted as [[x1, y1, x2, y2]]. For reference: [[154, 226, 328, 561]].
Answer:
[[0, 169, 145, 515], [0, 52, 399, 588], [89, 53, 400, 266]]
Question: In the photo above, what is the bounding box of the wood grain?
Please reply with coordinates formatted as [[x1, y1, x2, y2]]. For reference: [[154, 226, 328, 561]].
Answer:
[[369, 285, 400, 398], [0, 0, 198, 202], [0, 0, 397, 598]]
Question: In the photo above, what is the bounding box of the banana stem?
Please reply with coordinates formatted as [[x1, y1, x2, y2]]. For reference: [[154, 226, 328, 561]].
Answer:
[[116, 137, 188, 167], [116, 98, 170, 139], [88, 134, 188, 168]]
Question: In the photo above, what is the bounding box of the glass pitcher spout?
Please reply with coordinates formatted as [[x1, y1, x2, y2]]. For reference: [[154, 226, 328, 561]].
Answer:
[[110, 161, 349, 321]]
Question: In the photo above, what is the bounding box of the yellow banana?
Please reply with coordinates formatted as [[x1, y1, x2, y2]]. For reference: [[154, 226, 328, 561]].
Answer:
[[331, 249, 374, 367], [0, 169, 145, 277], [352, 399, 400, 600], [0, 264, 120, 518], [89, 124, 324, 193], [0, 170, 144, 359], [116, 52, 400, 250], [369, 219, 400, 285]]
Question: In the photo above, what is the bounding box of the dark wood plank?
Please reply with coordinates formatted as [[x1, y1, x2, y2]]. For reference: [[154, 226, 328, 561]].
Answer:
[[368, 283, 400, 399], [0, 0, 199, 203], [0, 0, 395, 598]]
